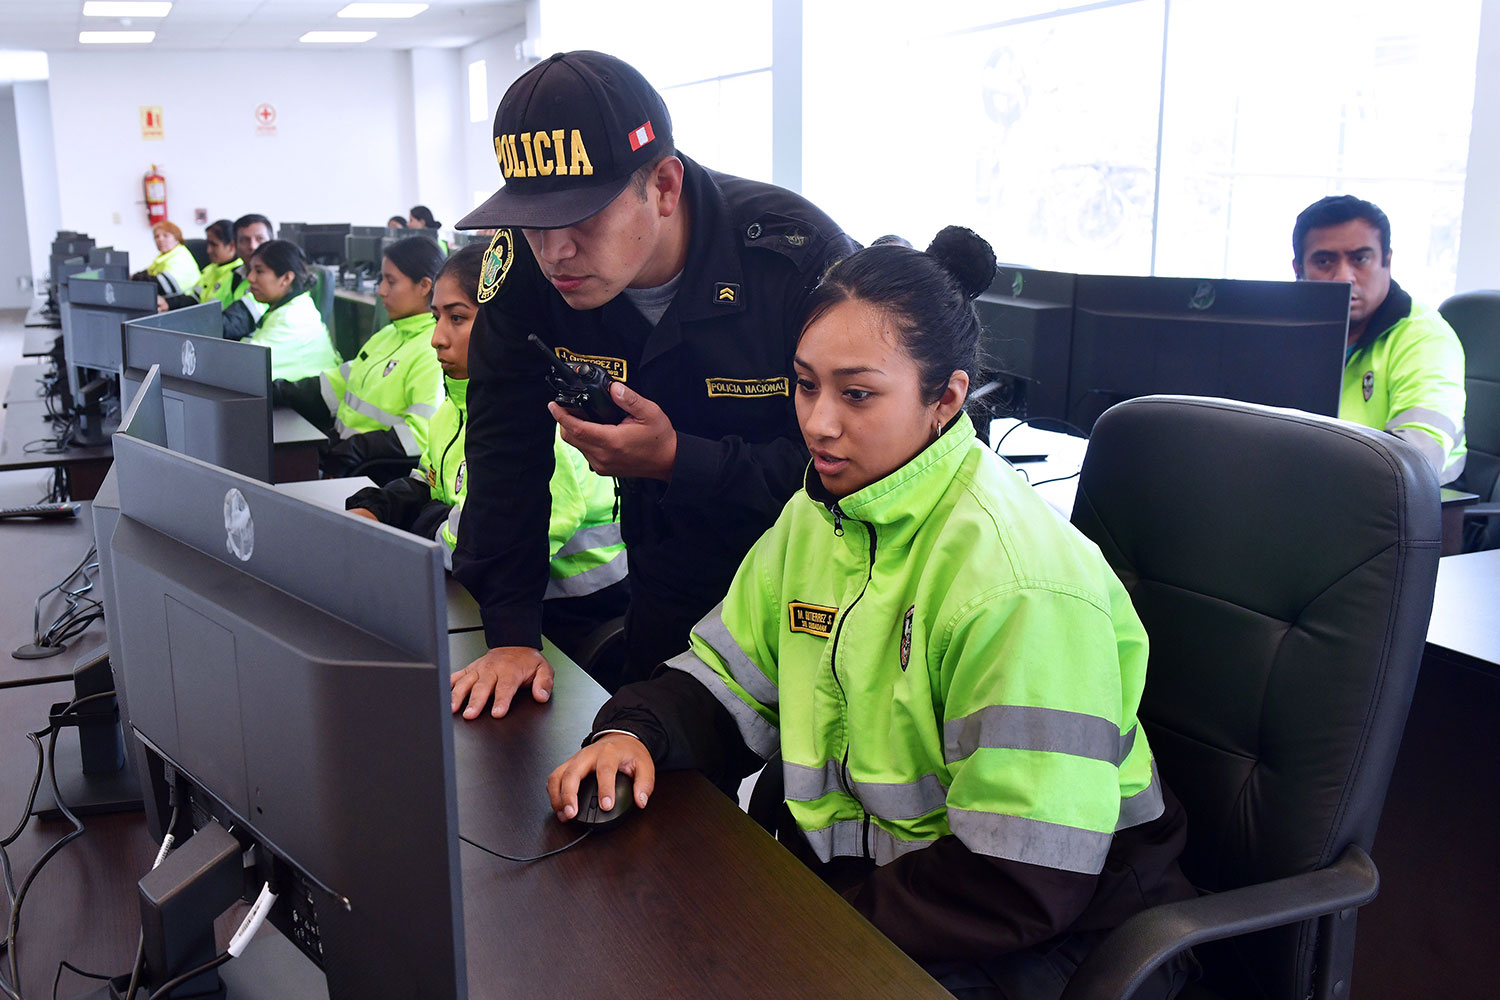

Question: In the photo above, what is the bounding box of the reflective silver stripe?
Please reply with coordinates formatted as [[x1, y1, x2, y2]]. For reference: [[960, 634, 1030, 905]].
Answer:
[[319, 370, 341, 417], [947, 807, 1113, 874], [1440, 451, 1466, 484], [1391, 427, 1447, 480], [798, 820, 936, 865], [1116, 759, 1165, 832], [664, 650, 779, 759], [783, 760, 948, 820], [342, 394, 407, 432], [407, 402, 438, 420], [1387, 406, 1462, 440], [554, 522, 623, 559], [409, 466, 428, 482], [391, 418, 420, 457], [439, 505, 461, 570], [543, 549, 627, 599], [692, 606, 780, 709], [944, 704, 1130, 765]]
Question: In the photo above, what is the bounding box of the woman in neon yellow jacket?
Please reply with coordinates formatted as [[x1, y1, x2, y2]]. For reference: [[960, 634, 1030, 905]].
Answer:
[[545, 229, 1197, 997], [346, 245, 629, 681], [161, 218, 242, 312], [141, 220, 201, 298], [274, 236, 447, 479], [244, 239, 340, 382]]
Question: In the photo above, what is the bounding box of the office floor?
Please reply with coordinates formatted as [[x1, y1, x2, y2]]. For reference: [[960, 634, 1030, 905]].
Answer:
[[0, 307, 62, 508]]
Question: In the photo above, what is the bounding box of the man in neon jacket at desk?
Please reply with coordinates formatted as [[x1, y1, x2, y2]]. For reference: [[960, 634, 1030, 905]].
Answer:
[[1292, 194, 1466, 484]]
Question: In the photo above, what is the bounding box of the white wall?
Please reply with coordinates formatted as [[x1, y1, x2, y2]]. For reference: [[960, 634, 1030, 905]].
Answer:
[[1457, 0, 1500, 293], [411, 47, 464, 229], [0, 87, 33, 307], [459, 24, 533, 219], [13, 80, 61, 296], [45, 49, 421, 266]]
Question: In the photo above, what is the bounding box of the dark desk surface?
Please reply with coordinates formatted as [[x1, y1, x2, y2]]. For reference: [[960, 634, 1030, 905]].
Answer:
[[0, 502, 106, 689], [22, 327, 59, 354], [5, 363, 53, 405], [1425, 548, 1500, 669], [2, 630, 943, 998]]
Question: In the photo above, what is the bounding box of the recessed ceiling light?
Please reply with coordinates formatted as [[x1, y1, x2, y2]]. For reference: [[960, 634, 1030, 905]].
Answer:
[[337, 3, 428, 17], [300, 31, 378, 44], [82, 2, 173, 16], [79, 30, 156, 43]]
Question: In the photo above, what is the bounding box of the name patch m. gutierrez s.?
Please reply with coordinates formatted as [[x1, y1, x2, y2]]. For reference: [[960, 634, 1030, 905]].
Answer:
[[788, 602, 838, 638], [706, 376, 790, 398]]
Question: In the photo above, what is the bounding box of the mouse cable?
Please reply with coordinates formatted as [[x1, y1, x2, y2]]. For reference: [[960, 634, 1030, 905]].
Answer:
[[459, 829, 592, 863], [991, 415, 1090, 456]]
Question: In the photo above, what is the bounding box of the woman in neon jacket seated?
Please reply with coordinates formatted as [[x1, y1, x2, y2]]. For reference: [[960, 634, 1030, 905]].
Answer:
[[274, 236, 446, 479], [244, 239, 340, 382], [160, 218, 241, 312], [345, 245, 629, 682], [544, 228, 1197, 998], [139, 220, 201, 298]]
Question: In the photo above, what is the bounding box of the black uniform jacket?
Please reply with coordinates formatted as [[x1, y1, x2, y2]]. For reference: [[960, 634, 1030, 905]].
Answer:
[[455, 154, 856, 650]]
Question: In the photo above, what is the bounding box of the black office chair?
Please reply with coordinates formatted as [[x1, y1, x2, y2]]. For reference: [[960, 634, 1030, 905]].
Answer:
[[1439, 290, 1500, 550], [183, 237, 211, 270], [1062, 396, 1441, 1000]]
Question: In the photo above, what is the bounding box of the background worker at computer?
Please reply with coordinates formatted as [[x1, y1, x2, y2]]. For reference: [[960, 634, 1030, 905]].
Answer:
[[549, 230, 1197, 1000], [1293, 194, 1467, 484], [222, 212, 274, 340], [243, 238, 340, 381], [346, 243, 629, 665], [158, 217, 239, 313], [274, 235, 446, 480], [136, 219, 201, 298], [448, 50, 856, 708]]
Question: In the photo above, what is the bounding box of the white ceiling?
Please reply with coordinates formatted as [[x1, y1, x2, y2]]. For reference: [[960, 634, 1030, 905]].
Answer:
[[0, 0, 526, 52]]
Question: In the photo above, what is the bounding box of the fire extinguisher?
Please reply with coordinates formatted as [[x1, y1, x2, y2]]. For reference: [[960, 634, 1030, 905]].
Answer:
[[144, 165, 167, 226]]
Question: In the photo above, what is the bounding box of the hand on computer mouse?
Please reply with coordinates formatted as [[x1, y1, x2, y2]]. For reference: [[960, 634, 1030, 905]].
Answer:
[[548, 733, 655, 823]]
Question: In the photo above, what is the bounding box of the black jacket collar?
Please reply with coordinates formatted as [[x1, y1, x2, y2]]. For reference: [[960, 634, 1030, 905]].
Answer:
[[1352, 279, 1413, 355]]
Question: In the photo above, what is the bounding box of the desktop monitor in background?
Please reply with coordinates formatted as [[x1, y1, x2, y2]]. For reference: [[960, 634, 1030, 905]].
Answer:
[[1065, 275, 1351, 434], [972, 267, 1077, 433], [88, 246, 129, 271], [277, 222, 305, 248], [344, 226, 387, 276], [107, 432, 465, 998], [59, 270, 157, 444], [120, 312, 273, 481], [300, 223, 352, 266]]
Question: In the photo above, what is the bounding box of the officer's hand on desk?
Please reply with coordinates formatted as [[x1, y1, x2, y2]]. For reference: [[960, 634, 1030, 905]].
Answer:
[[550, 382, 677, 481], [547, 733, 654, 820], [450, 646, 554, 720]]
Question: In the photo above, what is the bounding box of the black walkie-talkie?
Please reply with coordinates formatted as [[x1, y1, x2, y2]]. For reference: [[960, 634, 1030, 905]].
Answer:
[[528, 334, 626, 424]]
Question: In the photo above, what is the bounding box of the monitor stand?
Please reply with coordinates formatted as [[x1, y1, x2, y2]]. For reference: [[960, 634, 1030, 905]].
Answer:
[[32, 648, 143, 817]]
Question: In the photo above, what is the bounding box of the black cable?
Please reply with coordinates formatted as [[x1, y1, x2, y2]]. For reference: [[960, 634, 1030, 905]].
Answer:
[[991, 414, 1090, 455], [52, 960, 112, 1000], [458, 829, 591, 863], [1028, 469, 1083, 488], [143, 952, 231, 1000], [123, 800, 179, 1000]]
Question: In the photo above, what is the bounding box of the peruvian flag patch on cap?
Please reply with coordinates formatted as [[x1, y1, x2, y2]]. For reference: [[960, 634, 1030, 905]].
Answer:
[[628, 120, 656, 152]]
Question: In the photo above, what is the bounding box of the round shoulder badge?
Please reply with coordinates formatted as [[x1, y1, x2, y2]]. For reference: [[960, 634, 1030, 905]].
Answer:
[[477, 228, 514, 304]]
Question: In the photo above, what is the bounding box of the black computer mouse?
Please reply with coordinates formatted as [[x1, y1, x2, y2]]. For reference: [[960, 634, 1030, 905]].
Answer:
[[572, 771, 636, 831]]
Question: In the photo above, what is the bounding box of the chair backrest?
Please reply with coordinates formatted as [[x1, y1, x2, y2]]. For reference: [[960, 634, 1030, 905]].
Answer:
[[183, 237, 210, 269], [309, 264, 340, 347], [1439, 289, 1500, 549], [1070, 396, 1440, 1000]]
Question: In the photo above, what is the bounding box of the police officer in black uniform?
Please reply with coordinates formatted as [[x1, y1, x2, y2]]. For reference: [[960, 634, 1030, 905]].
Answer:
[[449, 50, 856, 717]]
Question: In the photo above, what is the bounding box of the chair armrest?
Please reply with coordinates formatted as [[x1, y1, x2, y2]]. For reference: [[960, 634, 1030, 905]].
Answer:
[[1462, 502, 1500, 519], [1059, 844, 1378, 1000]]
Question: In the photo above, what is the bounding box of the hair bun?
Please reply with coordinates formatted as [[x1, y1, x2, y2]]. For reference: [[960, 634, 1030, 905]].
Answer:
[[926, 226, 996, 300]]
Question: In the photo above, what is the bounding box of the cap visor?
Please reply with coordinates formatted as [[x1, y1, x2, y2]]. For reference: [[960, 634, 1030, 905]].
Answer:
[[455, 176, 633, 231]]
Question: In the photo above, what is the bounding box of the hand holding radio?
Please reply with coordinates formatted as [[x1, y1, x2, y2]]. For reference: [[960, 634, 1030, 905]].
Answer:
[[529, 334, 626, 424]]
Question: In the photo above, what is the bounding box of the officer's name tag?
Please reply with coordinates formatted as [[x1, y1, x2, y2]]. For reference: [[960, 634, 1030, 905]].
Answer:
[[788, 601, 838, 637], [706, 376, 790, 398], [556, 347, 627, 382]]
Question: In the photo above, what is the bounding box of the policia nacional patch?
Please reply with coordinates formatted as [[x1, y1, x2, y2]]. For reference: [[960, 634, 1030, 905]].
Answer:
[[477, 228, 515, 304]]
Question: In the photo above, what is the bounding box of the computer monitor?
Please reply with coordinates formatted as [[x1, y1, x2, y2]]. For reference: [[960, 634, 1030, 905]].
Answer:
[[972, 266, 1077, 428], [120, 311, 273, 481], [343, 226, 388, 275], [447, 230, 487, 249], [1065, 275, 1351, 433], [138, 300, 224, 338], [107, 432, 464, 997], [59, 270, 157, 443], [88, 246, 129, 271], [299, 224, 352, 266], [277, 222, 305, 248]]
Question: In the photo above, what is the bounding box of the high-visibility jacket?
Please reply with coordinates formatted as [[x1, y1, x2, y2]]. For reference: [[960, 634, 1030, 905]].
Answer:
[[667, 411, 1162, 874], [366, 375, 627, 589], [191, 257, 243, 307], [320, 313, 443, 458], [247, 289, 340, 382], [146, 243, 202, 297], [1340, 282, 1467, 484]]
